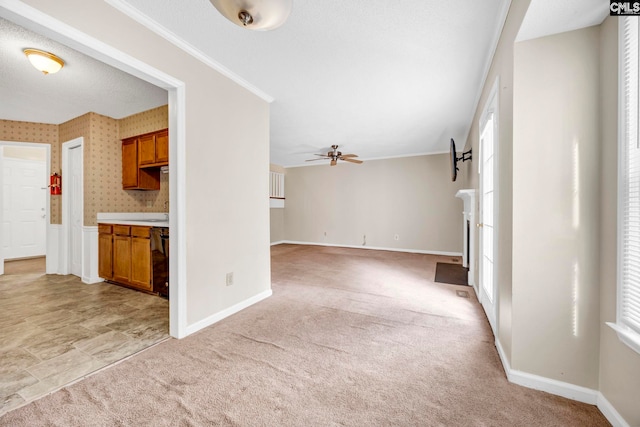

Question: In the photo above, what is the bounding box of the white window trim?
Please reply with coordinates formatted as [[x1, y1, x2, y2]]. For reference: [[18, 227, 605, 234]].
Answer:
[[608, 16, 640, 355]]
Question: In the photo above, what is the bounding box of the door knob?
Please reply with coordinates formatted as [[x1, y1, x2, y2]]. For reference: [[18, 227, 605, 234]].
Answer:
[[477, 223, 484, 228]]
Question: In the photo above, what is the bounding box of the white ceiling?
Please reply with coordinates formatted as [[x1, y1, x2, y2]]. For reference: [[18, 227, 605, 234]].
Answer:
[[124, 0, 509, 166], [0, 0, 609, 167], [517, 0, 609, 42], [0, 17, 167, 124]]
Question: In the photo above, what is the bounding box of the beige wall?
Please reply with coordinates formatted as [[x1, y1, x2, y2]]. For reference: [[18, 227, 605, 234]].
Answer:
[[598, 16, 640, 426], [270, 208, 285, 243], [284, 154, 463, 253], [23, 0, 271, 329], [269, 163, 285, 174], [512, 26, 601, 389], [461, 4, 638, 422], [462, 0, 531, 359], [0, 119, 61, 223]]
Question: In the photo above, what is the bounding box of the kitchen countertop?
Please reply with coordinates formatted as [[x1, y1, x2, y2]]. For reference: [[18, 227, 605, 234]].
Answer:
[[99, 219, 169, 227], [97, 212, 169, 228]]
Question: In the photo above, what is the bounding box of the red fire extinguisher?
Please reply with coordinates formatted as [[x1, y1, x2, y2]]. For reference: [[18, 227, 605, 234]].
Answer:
[[50, 173, 61, 195]]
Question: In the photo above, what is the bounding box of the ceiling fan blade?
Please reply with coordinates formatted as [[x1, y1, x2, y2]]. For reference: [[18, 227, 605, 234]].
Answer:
[[330, 159, 337, 166], [313, 153, 328, 157], [305, 158, 328, 162], [340, 154, 358, 158], [341, 157, 363, 164]]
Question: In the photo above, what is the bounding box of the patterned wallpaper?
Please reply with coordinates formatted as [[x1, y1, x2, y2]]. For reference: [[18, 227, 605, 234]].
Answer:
[[0, 120, 61, 223], [119, 105, 169, 140], [2, 104, 169, 227]]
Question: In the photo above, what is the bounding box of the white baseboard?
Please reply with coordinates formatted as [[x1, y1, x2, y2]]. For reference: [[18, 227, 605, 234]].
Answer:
[[495, 339, 597, 404], [597, 392, 631, 427], [270, 240, 286, 246], [495, 339, 630, 426], [185, 289, 272, 336], [276, 240, 462, 257]]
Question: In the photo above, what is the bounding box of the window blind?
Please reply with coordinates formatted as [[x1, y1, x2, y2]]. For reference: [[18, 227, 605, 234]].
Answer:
[[620, 16, 640, 335]]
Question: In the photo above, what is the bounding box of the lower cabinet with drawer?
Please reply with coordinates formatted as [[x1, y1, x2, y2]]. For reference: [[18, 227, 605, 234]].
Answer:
[[98, 223, 152, 292]]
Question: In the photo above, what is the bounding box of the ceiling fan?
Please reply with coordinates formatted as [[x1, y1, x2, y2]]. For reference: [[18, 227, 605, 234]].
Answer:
[[305, 145, 363, 166]]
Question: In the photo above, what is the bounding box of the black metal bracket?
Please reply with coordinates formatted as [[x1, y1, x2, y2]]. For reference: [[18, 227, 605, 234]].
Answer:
[[457, 149, 472, 163]]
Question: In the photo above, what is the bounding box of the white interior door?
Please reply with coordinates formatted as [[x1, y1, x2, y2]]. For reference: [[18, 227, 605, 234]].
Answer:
[[2, 156, 47, 260], [69, 145, 82, 277], [478, 81, 499, 333]]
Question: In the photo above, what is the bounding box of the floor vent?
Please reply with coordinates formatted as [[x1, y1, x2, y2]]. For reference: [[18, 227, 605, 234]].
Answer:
[[456, 290, 470, 298]]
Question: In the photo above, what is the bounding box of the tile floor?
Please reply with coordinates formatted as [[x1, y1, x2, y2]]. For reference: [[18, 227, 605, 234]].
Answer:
[[0, 258, 169, 415]]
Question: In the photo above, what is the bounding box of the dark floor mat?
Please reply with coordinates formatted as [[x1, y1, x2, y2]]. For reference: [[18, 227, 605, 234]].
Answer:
[[434, 262, 469, 286]]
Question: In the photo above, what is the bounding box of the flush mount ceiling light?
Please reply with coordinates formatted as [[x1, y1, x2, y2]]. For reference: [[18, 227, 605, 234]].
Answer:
[[209, 0, 292, 31], [23, 48, 65, 75]]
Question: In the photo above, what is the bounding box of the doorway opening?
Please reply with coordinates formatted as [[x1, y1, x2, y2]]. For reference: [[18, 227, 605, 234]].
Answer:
[[0, 3, 186, 338], [61, 138, 83, 277], [0, 141, 50, 276]]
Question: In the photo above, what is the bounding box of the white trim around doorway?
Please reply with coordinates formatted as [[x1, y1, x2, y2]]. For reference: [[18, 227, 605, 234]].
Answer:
[[61, 137, 83, 277], [0, 1, 187, 338], [0, 140, 51, 276]]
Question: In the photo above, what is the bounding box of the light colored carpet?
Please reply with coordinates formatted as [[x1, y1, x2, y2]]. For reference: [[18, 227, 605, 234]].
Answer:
[[0, 244, 609, 426]]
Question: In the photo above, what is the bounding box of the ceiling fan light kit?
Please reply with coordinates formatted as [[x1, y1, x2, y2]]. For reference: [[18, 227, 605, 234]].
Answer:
[[208, 0, 292, 31], [305, 145, 363, 167]]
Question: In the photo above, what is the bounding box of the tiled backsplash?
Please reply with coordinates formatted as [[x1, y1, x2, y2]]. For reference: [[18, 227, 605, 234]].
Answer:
[[1, 105, 169, 226]]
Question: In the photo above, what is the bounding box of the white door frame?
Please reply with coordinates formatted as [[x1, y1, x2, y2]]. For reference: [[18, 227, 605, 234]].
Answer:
[[61, 138, 83, 276], [478, 77, 500, 333], [0, 141, 51, 276], [0, 2, 187, 338]]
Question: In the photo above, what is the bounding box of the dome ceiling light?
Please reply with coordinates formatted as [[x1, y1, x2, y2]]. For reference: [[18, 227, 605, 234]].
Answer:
[[24, 48, 65, 75], [208, 0, 292, 31]]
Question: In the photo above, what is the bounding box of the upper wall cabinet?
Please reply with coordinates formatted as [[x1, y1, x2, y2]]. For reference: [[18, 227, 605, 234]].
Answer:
[[122, 138, 160, 190], [138, 129, 168, 168], [122, 128, 168, 191]]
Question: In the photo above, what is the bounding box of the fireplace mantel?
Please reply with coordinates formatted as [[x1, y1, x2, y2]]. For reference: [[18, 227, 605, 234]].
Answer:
[[455, 189, 476, 289]]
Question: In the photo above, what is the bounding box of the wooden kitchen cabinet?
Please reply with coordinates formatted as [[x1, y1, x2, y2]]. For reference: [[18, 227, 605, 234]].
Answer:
[[130, 226, 152, 291], [155, 130, 169, 164], [98, 223, 153, 293], [112, 229, 132, 284], [98, 224, 113, 280], [122, 137, 160, 190], [122, 139, 138, 189], [138, 129, 168, 168]]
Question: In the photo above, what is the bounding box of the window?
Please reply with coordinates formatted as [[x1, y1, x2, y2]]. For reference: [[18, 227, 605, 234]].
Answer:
[[609, 16, 640, 354]]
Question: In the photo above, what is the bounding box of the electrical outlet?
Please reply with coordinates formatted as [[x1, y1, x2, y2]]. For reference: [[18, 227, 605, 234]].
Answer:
[[226, 272, 234, 286], [394, 234, 399, 241]]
